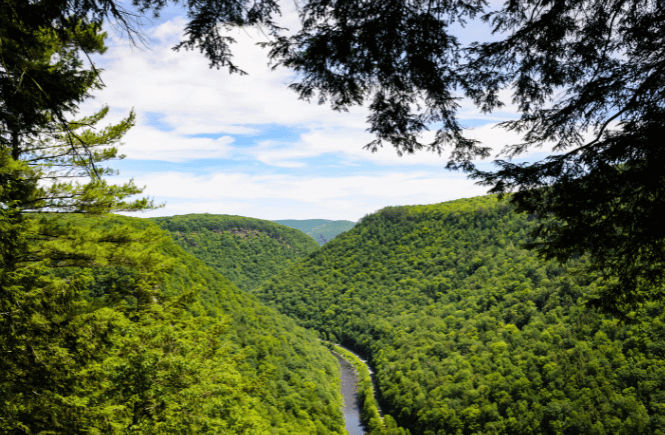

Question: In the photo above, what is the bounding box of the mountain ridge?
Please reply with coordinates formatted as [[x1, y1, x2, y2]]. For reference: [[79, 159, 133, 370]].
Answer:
[[255, 195, 665, 435], [273, 219, 356, 245], [151, 214, 321, 292]]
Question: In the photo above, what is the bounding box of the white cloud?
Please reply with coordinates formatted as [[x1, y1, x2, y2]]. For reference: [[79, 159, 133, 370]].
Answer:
[[87, 6, 602, 222], [123, 170, 489, 221], [83, 11, 548, 167], [170, 117, 260, 136], [237, 121, 567, 169], [119, 125, 235, 162], [86, 16, 369, 134]]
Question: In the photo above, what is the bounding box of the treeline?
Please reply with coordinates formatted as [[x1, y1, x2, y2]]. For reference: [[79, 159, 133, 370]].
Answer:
[[255, 195, 665, 435], [4, 215, 345, 434], [152, 214, 320, 292]]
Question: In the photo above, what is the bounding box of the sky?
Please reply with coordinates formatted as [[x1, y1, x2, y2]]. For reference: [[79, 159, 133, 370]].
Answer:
[[81, 1, 558, 222]]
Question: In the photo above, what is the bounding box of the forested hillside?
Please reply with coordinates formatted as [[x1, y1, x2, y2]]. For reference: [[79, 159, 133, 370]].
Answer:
[[152, 214, 320, 292], [273, 219, 356, 245], [256, 196, 665, 435], [6, 215, 345, 434]]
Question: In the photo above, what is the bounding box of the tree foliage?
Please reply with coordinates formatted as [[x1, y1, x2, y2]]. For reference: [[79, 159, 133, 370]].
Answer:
[[1, 3, 347, 432], [0, 2, 106, 145], [152, 226, 345, 434], [152, 214, 321, 292], [7, 0, 660, 311], [2, 215, 346, 433], [268, 0, 665, 312], [0, 11, 203, 431], [256, 195, 665, 434]]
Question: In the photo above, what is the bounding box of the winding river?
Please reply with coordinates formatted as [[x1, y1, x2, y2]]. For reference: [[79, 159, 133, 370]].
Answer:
[[334, 352, 365, 435]]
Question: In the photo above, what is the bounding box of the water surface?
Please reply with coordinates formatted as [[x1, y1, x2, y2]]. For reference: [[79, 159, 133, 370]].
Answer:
[[335, 353, 365, 435]]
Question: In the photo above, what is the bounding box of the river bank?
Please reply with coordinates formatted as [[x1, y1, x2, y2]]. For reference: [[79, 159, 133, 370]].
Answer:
[[334, 352, 365, 435], [322, 341, 410, 435]]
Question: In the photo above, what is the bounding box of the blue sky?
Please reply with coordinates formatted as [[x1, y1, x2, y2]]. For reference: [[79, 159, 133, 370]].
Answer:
[[82, 1, 559, 221]]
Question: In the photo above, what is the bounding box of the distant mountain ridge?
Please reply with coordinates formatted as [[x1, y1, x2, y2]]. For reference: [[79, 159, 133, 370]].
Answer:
[[273, 219, 356, 245], [151, 214, 320, 292]]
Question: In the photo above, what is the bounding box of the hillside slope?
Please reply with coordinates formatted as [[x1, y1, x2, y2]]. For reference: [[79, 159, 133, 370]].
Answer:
[[273, 219, 356, 245], [152, 214, 320, 292], [32, 215, 345, 434], [256, 196, 665, 435]]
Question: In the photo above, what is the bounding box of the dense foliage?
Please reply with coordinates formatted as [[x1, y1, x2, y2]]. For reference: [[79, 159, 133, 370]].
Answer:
[[273, 219, 356, 245], [0, 17, 171, 432], [137, 217, 345, 434], [2, 7, 343, 432], [256, 195, 665, 435], [6, 0, 664, 317], [326, 342, 410, 435], [152, 214, 320, 292], [5, 215, 346, 434]]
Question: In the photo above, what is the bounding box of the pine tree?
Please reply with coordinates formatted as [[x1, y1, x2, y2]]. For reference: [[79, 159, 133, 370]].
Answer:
[[0, 16, 168, 432]]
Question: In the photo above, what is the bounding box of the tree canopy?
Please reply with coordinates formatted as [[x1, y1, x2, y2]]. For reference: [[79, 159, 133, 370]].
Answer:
[[256, 195, 665, 434], [1, 11, 164, 431], [152, 214, 321, 292], [3, 0, 663, 311], [0, 6, 346, 432]]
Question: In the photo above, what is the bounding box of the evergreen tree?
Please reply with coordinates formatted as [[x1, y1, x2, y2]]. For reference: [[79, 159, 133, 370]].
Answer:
[[0, 17, 164, 432], [1, 6, 348, 433]]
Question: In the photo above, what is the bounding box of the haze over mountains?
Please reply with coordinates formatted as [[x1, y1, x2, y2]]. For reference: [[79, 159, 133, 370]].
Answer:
[[273, 219, 357, 245]]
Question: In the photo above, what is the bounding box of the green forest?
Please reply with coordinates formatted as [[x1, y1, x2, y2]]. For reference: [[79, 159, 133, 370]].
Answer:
[[3, 215, 345, 433], [255, 196, 665, 435], [9, 195, 665, 434], [152, 214, 320, 292], [3, 0, 664, 434]]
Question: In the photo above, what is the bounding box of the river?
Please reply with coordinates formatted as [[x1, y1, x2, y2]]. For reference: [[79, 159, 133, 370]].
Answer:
[[334, 352, 365, 435]]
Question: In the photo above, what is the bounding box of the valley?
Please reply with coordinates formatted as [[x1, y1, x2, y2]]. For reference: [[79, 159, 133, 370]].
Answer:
[[6, 2, 659, 433], [272, 220, 357, 246], [153, 194, 665, 435], [7, 195, 665, 434]]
